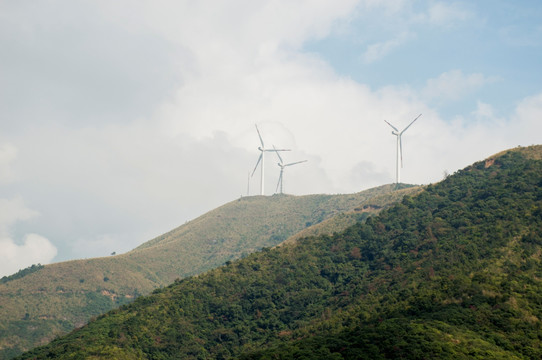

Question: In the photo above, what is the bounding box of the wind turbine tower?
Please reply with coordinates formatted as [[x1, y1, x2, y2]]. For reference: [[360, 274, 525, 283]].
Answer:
[[251, 124, 290, 195], [384, 114, 421, 184], [247, 171, 250, 196], [273, 145, 307, 194]]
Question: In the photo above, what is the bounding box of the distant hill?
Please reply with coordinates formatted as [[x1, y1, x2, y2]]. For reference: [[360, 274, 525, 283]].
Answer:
[[15, 145, 542, 359], [0, 184, 418, 359]]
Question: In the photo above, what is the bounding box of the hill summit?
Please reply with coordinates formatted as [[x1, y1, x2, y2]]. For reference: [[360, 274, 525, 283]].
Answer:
[[16, 145, 542, 359]]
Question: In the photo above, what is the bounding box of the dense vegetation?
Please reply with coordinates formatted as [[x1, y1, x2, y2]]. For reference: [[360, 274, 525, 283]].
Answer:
[[16, 145, 542, 359], [1, 185, 416, 359], [0, 264, 44, 285]]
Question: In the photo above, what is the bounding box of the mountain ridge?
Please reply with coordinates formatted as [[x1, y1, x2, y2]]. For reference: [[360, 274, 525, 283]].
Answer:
[[0, 183, 418, 359], [14, 144, 542, 359]]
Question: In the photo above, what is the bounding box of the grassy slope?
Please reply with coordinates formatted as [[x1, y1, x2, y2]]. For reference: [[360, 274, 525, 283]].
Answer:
[[0, 184, 418, 359], [126, 184, 414, 281], [14, 145, 542, 359]]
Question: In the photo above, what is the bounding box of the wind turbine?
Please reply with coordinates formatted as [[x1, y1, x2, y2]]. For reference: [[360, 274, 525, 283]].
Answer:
[[273, 145, 307, 194], [251, 124, 290, 195], [384, 113, 421, 185]]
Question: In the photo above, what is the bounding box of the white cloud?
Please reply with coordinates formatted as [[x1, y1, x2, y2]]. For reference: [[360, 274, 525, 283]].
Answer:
[[358, 0, 408, 14], [0, 235, 57, 278], [0, 197, 38, 235], [509, 93, 542, 144], [472, 101, 499, 121], [0, 0, 541, 264], [422, 70, 499, 102], [362, 32, 412, 63], [355, 2, 475, 65], [0, 198, 56, 277], [98, 0, 359, 52], [427, 2, 473, 27], [0, 143, 17, 183]]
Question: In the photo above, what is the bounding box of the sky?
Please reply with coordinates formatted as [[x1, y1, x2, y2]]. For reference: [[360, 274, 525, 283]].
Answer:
[[1, 0, 541, 276]]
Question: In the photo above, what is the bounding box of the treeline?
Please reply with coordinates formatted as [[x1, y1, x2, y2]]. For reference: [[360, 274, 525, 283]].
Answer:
[[0, 264, 44, 285], [16, 147, 542, 359]]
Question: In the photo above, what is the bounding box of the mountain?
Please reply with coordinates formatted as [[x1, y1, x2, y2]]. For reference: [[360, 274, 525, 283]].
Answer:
[[0, 184, 418, 359], [14, 145, 542, 359]]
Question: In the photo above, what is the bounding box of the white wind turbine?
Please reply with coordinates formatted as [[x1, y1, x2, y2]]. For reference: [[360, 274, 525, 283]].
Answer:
[[251, 124, 290, 195], [273, 145, 307, 194], [384, 113, 421, 185]]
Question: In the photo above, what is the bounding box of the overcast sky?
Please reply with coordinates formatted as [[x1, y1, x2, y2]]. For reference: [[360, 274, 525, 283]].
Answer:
[[1, 0, 541, 276]]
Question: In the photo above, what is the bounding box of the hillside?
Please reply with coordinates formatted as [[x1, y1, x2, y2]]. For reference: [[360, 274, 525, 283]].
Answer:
[[281, 186, 423, 246], [15, 145, 542, 359], [0, 184, 418, 359]]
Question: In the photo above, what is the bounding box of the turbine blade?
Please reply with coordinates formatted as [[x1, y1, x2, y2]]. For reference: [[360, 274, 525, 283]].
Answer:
[[273, 144, 284, 164], [384, 120, 399, 132], [284, 160, 307, 167], [400, 113, 422, 134], [251, 153, 262, 176], [266, 148, 290, 152], [255, 124, 265, 148]]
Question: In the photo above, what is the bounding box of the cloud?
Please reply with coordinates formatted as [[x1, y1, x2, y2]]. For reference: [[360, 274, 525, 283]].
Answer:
[[0, 235, 57, 278], [350, 161, 389, 186], [356, 2, 475, 64], [422, 70, 499, 103], [0, 198, 56, 277], [0, 143, 17, 183], [0, 0, 181, 130], [427, 2, 474, 27], [0, 197, 38, 235], [472, 101, 500, 121], [509, 93, 542, 144], [361, 32, 412, 63], [358, 0, 408, 14], [0, 0, 541, 265], [99, 0, 359, 53]]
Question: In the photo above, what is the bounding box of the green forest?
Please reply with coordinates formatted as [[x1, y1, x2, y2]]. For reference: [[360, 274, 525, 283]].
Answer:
[[1, 184, 417, 359], [15, 146, 542, 359]]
